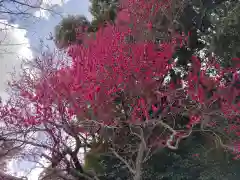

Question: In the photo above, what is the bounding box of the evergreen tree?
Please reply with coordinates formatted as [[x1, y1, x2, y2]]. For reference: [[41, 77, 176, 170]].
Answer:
[[54, 15, 90, 49], [89, 0, 118, 32]]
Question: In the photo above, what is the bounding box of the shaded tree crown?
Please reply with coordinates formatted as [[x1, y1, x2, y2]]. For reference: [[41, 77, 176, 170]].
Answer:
[[54, 15, 90, 49]]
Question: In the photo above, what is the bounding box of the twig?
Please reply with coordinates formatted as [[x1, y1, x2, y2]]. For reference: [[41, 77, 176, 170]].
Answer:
[[110, 148, 136, 174]]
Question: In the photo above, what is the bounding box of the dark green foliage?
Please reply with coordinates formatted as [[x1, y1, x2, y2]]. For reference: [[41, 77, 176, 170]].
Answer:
[[84, 152, 105, 174], [211, 2, 240, 66], [91, 132, 240, 180], [54, 15, 90, 49], [170, 0, 239, 68], [88, 0, 118, 32], [174, 47, 193, 67], [54, 0, 119, 48], [98, 155, 131, 180]]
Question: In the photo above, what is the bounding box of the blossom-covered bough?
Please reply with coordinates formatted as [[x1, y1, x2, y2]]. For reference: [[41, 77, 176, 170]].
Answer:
[[1, 0, 240, 179]]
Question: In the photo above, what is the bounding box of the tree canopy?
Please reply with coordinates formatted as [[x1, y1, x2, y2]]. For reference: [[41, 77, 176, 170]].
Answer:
[[1, 0, 240, 179], [54, 15, 90, 49]]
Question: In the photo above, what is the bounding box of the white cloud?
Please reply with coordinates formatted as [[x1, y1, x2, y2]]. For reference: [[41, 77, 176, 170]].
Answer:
[[27, 153, 50, 180], [0, 20, 33, 101], [7, 151, 50, 180], [34, 0, 70, 19]]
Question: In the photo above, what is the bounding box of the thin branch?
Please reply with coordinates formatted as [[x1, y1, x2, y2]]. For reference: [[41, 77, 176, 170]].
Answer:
[[110, 148, 136, 174]]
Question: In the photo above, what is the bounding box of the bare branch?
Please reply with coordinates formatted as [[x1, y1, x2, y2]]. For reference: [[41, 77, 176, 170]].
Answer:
[[110, 148, 136, 174]]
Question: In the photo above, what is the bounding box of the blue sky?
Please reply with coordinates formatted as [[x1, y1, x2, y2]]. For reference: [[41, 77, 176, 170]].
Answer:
[[23, 0, 93, 56], [0, 0, 92, 178]]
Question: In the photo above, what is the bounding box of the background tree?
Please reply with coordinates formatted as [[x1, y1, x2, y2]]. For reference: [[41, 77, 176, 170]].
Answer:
[[53, 0, 119, 49], [166, 0, 240, 69], [88, 0, 118, 32], [54, 15, 90, 49], [210, 0, 240, 66]]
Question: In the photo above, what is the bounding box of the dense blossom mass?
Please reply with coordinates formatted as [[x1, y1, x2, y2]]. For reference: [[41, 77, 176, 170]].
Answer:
[[1, 0, 240, 163]]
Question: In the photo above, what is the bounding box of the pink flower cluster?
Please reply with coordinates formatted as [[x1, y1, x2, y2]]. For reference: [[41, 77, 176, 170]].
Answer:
[[2, 0, 240, 155]]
